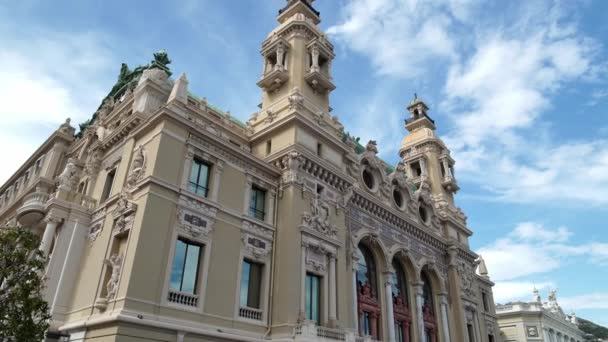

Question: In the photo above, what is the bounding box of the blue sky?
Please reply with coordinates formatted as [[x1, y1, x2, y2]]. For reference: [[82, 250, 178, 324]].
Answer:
[[1, 0, 607, 326]]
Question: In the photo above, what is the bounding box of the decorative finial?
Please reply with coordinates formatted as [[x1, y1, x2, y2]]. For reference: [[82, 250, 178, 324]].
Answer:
[[414, 92, 418, 100]]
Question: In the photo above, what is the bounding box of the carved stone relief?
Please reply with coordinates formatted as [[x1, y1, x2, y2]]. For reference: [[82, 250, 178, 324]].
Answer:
[[458, 262, 477, 299], [112, 193, 137, 237], [301, 194, 338, 239], [126, 145, 147, 188], [57, 158, 81, 193], [104, 254, 122, 300]]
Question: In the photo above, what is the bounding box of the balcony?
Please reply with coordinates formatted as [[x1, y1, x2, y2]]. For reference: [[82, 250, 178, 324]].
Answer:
[[168, 289, 198, 308], [16, 191, 50, 227], [257, 67, 289, 93], [441, 176, 460, 193], [238, 306, 263, 321], [305, 69, 335, 94]]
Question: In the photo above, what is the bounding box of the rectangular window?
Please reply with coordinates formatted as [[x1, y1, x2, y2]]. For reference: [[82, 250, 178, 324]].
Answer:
[[249, 186, 266, 221], [266, 140, 272, 156], [305, 273, 321, 323], [189, 159, 211, 197], [316, 143, 323, 157], [101, 169, 116, 201], [240, 260, 263, 309], [170, 238, 203, 294]]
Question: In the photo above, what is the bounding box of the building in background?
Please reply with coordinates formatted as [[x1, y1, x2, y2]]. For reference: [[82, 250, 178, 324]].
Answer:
[[496, 289, 586, 342], [0, 1, 501, 341]]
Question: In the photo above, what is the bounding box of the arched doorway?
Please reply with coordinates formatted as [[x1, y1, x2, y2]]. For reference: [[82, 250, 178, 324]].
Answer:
[[356, 243, 382, 340], [421, 271, 438, 342], [391, 259, 412, 342]]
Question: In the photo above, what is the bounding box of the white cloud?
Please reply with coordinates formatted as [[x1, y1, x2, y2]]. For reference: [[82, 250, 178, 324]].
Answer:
[[478, 222, 608, 282], [493, 281, 553, 304], [327, 0, 466, 78], [587, 89, 608, 106], [559, 293, 608, 311], [0, 25, 115, 184], [331, 0, 608, 205]]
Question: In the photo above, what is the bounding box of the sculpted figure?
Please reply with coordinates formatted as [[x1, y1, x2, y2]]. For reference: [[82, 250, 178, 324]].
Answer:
[[366, 140, 378, 154], [105, 254, 123, 300], [57, 158, 80, 192]]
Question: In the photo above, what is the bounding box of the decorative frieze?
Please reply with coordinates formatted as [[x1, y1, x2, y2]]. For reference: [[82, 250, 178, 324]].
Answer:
[[88, 207, 107, 242], [176, 194, 218, 238]]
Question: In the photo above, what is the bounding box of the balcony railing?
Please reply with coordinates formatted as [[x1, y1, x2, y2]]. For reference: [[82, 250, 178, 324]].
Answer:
[[295, 322, 376, 342], [168, 290, 198, 307], [239, 306, 263, 321]]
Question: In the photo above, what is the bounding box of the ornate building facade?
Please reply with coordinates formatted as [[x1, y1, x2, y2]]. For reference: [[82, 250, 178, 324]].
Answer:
[[0, 1, 501, 341], [496, 289, 586, 342]]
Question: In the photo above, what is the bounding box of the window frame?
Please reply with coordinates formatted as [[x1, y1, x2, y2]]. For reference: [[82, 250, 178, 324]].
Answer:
[[188, 158, 212, 198], [162, 228, 212, 313], [101, 168, 117, 202], [249, 185, 267, 221], [239, 259, 264, 310], [169, 237, 203, 295], [235, 254, 270, 325], [305, 272, 322, 324]]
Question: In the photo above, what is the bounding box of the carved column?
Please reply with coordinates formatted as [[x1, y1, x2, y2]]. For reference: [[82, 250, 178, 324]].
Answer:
[[243, 175, 253, 215], [439, 294, 451, 342], [40, 214, 61, 257], [211, 160, 224, 202], [542, 329, 550, 342], [328, 254, 337, 326], [447, 245, 467, 342], [352, 254, 360, 334], [311, 45, 320, 72], [181, 149, 195, 190], [413, 282, 426, 342], [275, 43, 285, 71], [300, 243, 307, 321], [384, 272, 396, 342], [266, 189, 276, 225]]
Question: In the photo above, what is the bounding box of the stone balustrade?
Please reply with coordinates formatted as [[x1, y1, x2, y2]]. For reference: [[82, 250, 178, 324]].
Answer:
[[294, 322, 377, 342], [238, 306, 263, 321], [168, 289, 198, 307]]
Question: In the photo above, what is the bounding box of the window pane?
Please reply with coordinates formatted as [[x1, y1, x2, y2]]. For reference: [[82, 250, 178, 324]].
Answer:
[[240, 261, 251, 307], [305, 275, 312, 320], [248, 262, 262, 309], [256, 189, 265, 211], [190, 160, 201, 184], [170, 240, 187, 291], [182, 244, 201, 294], [311, 276, 319, 323]]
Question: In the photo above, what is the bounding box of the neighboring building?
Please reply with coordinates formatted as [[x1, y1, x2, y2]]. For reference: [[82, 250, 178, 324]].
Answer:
[[0, 1, 501, 341], [496, 289, 586, 342]]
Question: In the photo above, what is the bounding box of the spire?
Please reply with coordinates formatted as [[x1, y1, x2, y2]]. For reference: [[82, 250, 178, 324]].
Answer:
[[533, 286, 541, 303], [278, 0, 321, 24], [405, 94, 435, 132]]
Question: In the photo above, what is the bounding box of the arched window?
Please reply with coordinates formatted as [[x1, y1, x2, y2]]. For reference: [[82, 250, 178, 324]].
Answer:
[[392, 260, 411, 342], [356, 244, 382, 340], [421, 271, 438, 342]]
